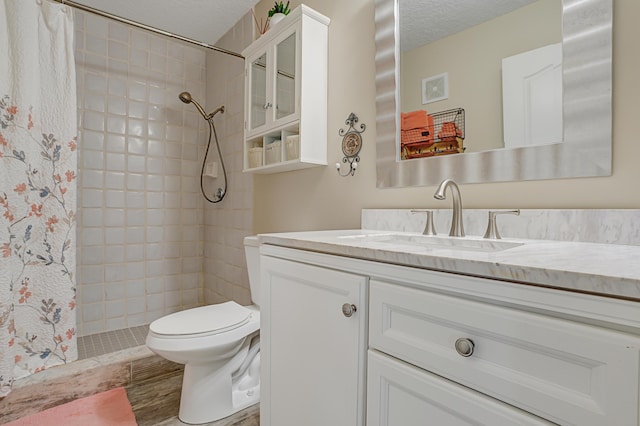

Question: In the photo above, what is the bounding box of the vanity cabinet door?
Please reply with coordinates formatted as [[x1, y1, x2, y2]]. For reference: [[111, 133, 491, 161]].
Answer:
[[367, 350, 553, 426], [369, 279, 640, 426], [260, 255, 367, 426]]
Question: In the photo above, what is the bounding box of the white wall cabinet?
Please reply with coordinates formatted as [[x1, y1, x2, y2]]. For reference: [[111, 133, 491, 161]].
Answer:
[[260, 255, 368, 426], [259, 245, 640, 426], [242, 5, 329, 174]]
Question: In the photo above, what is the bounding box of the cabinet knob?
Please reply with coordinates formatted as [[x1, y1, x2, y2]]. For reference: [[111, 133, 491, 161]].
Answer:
[[454, 338, 475, 357], [342, 303, 357, 317]]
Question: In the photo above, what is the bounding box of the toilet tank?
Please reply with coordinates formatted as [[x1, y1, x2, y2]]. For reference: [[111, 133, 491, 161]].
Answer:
[[243, 236, 261, 307]]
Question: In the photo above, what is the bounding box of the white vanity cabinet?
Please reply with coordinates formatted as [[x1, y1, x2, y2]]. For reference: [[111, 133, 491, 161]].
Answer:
[[242, 5, 329, 173], [259, 244, 640, 426], [260, 255, 368, 426]]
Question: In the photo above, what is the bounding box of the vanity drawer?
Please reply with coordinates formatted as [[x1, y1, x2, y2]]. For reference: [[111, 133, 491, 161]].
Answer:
[[367, 350, 553, 426], [369, 279, 640, 426]]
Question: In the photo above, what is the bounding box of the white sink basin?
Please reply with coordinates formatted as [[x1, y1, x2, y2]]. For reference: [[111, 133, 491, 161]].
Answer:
[[338, 233, 523, 253]]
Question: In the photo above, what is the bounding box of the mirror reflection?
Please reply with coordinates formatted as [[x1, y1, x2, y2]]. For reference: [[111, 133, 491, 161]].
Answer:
[[374, 0, 612, 188], [399, 0, 561, 160], [250, 53, 267, 130], [276, 33, 296, 120]]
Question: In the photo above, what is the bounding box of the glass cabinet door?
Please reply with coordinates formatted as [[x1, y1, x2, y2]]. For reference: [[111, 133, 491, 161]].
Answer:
[[250, 53, 267, 130], [275, 33, 296, 121]]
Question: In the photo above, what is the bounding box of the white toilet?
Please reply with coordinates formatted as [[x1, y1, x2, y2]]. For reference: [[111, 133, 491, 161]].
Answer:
[[146, 236, 261, 424]]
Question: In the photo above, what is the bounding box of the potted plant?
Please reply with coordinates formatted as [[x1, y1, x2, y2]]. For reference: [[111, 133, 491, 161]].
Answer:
[[268, 1, 290, 28]]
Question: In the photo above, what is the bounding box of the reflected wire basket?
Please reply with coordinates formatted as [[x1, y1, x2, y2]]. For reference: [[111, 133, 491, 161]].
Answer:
[[401, 108, 465, 160]]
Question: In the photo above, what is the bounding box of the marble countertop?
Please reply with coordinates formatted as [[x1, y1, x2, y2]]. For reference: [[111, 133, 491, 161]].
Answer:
[[258, 229, 640, 300]]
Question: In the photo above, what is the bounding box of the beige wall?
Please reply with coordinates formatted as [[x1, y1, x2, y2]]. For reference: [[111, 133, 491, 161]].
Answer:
[[401, 0, 561, 152], [253, 0, 640, 234]]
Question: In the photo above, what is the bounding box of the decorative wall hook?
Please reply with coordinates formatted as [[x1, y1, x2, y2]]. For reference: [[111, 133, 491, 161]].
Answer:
[[336, 112, 366, 177]]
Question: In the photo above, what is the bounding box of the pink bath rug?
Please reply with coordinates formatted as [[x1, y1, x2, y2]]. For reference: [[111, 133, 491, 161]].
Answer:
[[4, 387, 137, 425]]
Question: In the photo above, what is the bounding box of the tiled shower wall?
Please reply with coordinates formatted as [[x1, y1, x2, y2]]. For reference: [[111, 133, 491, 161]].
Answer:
[[203, 14, 255, 305], [75, 11, 208, 336]]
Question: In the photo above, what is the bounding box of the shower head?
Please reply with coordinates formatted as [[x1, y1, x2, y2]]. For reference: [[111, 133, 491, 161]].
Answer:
[[178, 91, 224, 120]]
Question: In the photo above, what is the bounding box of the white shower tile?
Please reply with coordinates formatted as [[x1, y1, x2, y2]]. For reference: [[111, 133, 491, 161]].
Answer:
[[80, 267, 104, 286], [83, 303, 104, 322], [146, 226, 163, 244], [107, 153, 125, 172], [125, 226, 145, 244], [131, 30, 149, 50], [127, 298, 145, 315], [105, 263, 126, 282], [147, 122, 165, 140], [127, 209, 146, 226], [147, 140, 164, 157], [126, 191, 145, 209], [126, 244, 144, 262], [130, 48, 148, 68], [82, 189, 103, 208], [85, 33, 106, 56], [81, 228, 104, 246], [83, 111, 105, 132], [127, 155, 146, 173], [85, 73, 107, 93], [149, 37, 167, 55], [146, 244, 163, 260], [105, 171, 125, 189], [104, 245, 125, 264], [105, 300, 125, 318], [165, 291, 181, 308], [163, 244, 180, 259], [105, 283, 125, 302], [128, 101, 147, 119], [146, 175, 163, 191], [105, 190, 125, 208], [146, 192, 163, 209], [148, 104, 164, 122], [104, 227, 125, 245], [84, 93, 105, 112], [127, 173, 145, 190], [146, 260, 164, 277], [106, 134, 126, 153], [126, 262, 145, 280], [126, 280, 146, 298], [82, 208, 103, 227], [128, 137, 146, 155], [107, 115, 126, 135], [108, 22, 129, 43], [129, 81, 147, 101], [82, 246, 104, 265], [104, 208, 125, 227], [146, 210, 164, 226], [108, 40, 129, 61], [128, 119, 147, 137], [108, 77, 127, 97], [146, 294, 164, 311], [107, 96, 127, 116], [82, 150, 104, 171]]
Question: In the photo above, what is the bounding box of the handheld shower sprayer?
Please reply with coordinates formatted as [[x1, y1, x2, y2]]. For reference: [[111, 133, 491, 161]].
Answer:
[[178, 92, 224, 120], [179, 91, 228, 203]]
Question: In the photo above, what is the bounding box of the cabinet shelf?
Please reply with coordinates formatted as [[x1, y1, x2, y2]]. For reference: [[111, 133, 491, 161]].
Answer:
[[242, 5, 329, 174]]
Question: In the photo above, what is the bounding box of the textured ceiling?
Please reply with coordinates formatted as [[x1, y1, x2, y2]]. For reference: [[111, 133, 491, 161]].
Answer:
[[72, 0, 259, 46], [400, 0, 539, 51]]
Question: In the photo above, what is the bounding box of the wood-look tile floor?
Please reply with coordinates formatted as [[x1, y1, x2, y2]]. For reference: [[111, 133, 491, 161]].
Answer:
[[153, 404, 259, 426]]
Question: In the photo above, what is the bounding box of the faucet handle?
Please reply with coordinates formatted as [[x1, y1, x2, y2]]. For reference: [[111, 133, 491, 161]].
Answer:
[[483, 209, 520, 239], [411, 209, 437, 236]]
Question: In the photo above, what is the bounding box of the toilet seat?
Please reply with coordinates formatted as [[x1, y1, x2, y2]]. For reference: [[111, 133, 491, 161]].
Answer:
[[150, 301, 252, 337]]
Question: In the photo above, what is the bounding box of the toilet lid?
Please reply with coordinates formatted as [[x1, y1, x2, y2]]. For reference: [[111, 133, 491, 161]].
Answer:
[[149, 301, 252, 336]]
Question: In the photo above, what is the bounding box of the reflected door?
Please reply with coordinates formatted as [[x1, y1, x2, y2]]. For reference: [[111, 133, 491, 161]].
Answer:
[[502, 43, 563, 148]]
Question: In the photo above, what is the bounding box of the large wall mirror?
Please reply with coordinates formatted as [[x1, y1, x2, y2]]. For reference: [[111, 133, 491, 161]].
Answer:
[[374, 0, 612, 188]]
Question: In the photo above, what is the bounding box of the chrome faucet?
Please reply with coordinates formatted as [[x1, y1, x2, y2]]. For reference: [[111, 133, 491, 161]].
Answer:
[[434, 178, 465, 237]]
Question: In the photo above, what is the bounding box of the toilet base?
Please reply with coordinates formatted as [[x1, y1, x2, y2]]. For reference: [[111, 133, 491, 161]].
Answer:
[[178, 334, 260, 424]]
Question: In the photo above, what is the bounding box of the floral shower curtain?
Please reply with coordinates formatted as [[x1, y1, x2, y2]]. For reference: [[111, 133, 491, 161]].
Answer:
[[0, 0, 77, 396]]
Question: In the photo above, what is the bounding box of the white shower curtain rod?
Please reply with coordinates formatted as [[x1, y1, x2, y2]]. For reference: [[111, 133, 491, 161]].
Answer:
[[50, 0, 244, 59]]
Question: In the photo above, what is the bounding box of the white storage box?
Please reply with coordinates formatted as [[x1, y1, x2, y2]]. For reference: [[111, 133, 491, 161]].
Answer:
[[285, 135, 300, 161], [265, 140, 282, 165], [248, 147, 263, 169]]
